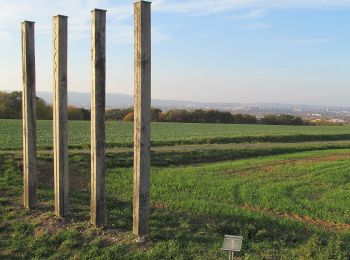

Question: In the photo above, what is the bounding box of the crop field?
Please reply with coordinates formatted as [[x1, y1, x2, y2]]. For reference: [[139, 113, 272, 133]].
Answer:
[[2, 119, 350, 150], [2, 150, 350, 258], [2, 119, 350, 258]]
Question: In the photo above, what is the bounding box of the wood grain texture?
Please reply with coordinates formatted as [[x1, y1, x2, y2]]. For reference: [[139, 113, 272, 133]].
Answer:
[[21, 21, 37, 209], [90, 9, 106, 227], [53, 15, 69, 217], [133, 1, 151, 239]]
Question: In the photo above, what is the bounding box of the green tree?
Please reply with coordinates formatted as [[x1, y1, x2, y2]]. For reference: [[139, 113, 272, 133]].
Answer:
[[68, 106, 83, 120], [123, 111, 134, 121]]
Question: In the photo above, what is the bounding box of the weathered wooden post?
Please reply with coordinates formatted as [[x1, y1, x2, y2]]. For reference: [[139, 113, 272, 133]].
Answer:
[[53, 15, 69, 217], [21, 21, 37, 209], [90, 9, 106, 227], [133, 0, 152, 241]]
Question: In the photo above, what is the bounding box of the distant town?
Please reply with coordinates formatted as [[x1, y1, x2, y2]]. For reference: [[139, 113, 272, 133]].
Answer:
[[36, 91, 350, 124]]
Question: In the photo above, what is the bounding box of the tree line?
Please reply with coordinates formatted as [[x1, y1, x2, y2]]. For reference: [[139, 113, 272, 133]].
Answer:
[[0, 91, 89, 120], [107, 108, 309, 125], [1, 91, 309, 125]]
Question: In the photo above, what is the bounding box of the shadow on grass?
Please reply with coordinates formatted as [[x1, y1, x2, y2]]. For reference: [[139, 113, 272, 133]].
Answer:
[[32, 153, 350, 254], [108, 145, 350, 168], [34, 142, 350, 170], [3, 154, 350, 258]]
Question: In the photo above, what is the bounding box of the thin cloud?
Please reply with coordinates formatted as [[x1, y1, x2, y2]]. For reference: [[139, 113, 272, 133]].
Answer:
[[195, 34, 209, 39], [0, 31, 11, 42], [241, 22, 271, 30], [152, 27, 172, 42], [0, 0, 348, 43], [0, 0, 134, 42], [108, 25, 171, 44], [0, 0, 173, 44], [293, 38, 332, 45], [227, 8, 267, 21], [152, 0, 350, 15]]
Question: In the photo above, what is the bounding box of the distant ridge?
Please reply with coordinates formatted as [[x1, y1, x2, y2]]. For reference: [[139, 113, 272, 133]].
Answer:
[[36, 91, 206, 110], [33, 91, 350, 121], [35, 91, 348, 110]]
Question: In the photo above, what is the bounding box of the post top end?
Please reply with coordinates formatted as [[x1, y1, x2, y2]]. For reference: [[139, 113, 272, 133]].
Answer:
[[53, 14, 68, 18], [91, 8, 107, 13], [134, 0, 152, 4], [21, 21, 35, 24]]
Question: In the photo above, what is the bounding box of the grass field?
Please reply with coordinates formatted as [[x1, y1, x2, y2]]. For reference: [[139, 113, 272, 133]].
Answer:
[[2, 119, 350, 150], [1, 119, 350, 258], [1, 150, 350, 258]]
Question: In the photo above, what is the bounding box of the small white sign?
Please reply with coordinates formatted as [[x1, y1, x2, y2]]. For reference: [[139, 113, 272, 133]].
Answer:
[[222, 235, 243, 252]]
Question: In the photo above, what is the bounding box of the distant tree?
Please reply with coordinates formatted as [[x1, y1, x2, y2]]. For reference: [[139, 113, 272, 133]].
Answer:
[[151, 108, 162, 122], [0, 91, 53, 120], [157, 109, 258, 124], [0, 91, 22, 119], [68, 106, 83, 120], [205, 110, 222, 123], [290, 116, 304, 125], [0, 92, 6, 118], [37, 97, 52, 120], [260, 114, 278, 125], [260, 114, 306, 125], [160, 109, 185, 122], [123, 111, 134, 121], [105, 109, 118, 121], [233, 114, 245, 124], [219, 111, 234, 123], [106, 108, 133, 121], [0, 92, 311, 125], [80, 108, 90, 121], [243, 114, 258, 124]]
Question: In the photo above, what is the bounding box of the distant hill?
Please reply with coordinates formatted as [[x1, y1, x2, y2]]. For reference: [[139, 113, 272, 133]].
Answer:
[[37, 91, 206, 110], [34, 91, 350, 122]]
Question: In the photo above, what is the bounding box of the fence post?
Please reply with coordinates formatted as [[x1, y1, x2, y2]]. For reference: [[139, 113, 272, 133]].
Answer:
[[90, 9, 107, 227], [133, 0, 152, 241], [21, 21, 37, 209], [53, 15, 69, 217]]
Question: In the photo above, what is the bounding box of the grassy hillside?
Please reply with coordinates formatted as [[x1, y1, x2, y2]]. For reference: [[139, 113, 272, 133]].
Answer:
[[2, 119, 350, 150], [1, 149, 350, 258]]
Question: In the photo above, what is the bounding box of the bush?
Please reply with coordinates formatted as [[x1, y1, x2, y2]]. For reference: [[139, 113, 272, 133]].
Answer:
[[123, 112, 134, 121]]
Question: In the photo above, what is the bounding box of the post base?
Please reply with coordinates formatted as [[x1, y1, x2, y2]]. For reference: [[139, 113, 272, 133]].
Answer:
[[136, 235, 147, 243]]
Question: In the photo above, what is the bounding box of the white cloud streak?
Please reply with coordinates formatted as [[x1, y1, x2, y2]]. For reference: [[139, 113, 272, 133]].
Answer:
[[241, 22, 272, 30], [0, 0, 169, 43], [152, 0, 350, 15], [0, 0, 349, 43], [293, 38, 333, 45], [227, 8, 267, 21]]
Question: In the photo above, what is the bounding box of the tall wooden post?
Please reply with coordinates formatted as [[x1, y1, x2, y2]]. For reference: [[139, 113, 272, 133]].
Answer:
[[133, 0, 151, 241], [21, 21, 37, 209], [90, 9, 106, 227], [53, 15, 69, 217]]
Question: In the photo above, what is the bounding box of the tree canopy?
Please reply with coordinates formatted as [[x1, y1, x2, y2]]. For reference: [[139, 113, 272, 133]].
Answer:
[[1, 91, 309, 125]]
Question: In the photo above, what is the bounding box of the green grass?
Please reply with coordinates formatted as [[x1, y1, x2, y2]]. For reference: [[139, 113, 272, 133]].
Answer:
[[2, 119, 350, 150], [2, 150, 350, 258], [2, 119, 350, 258], [38, 140, 350, 168]]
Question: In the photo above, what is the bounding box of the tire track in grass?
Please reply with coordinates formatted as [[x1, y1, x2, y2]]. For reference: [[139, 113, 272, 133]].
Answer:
[[240, 204, 350, 231], [224, 152, 350, 176], [229, 152, 350, 231]]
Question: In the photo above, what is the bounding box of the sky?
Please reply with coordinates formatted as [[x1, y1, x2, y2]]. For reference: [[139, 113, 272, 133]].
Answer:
[[0, 0, 349, 106]]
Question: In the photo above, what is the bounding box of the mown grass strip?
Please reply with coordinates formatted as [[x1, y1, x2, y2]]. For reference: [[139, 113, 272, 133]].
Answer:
[[33, 141, 350, 168], [2, 150, 350, 258], [3, 119, 350, 150]]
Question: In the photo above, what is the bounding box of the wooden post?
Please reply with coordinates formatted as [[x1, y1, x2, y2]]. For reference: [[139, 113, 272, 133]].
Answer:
[[21, 21, 37, 209], [133, 0, 151, 241], [90, 9, 106, 227], [53, 15, 69, 217]]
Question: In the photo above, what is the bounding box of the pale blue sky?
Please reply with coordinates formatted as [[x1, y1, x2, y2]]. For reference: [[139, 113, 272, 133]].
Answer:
[[0, 0, 349, 106]]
